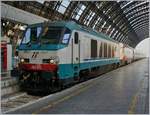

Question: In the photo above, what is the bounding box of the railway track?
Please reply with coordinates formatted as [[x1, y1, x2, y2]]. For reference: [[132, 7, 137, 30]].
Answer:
[[1, 92, 42, 113]]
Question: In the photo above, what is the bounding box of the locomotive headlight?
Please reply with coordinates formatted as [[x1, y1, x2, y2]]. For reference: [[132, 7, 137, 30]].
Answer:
[[20, 58, 29, 63], [49, 59, 55, 64], [49, 56, 59, 64], [20, 59, 25, 63]]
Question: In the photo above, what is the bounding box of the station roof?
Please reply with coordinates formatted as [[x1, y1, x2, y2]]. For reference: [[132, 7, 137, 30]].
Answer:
[[2, 1, 149, 48]]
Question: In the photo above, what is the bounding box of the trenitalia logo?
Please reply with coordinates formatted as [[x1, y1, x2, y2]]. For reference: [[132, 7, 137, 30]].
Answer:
[[32, 52, 39, 58]]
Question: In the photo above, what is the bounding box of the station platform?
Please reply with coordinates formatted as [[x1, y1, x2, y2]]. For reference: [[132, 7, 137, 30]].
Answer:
[[1, 72, 20, 97], [5, 58, 149, 114]]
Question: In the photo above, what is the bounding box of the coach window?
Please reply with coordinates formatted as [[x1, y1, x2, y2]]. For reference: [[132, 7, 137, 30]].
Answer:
[[91, 39, 97, 58], [106, 43, 108, 58], [108, 45, 111, 58], [110, 45, 112, 58], [102, 43, 104, 58], [104, 43, 107, 58], [103, 43, 105, 57], [112, 46, 115, 57], [110, 45, 112, 57], [111, 45, 113, 57], [74, 32, 79, 44], [99, 42, 103, 58]]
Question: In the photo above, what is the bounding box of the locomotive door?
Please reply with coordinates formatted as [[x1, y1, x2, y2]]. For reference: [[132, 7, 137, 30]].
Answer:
[[72, 31, 80, 78]]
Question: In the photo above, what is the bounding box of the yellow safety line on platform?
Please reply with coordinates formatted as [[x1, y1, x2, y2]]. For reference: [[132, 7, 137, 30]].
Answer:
[[32, 84, 93, 114], [128, 93, 138, 114], [128, 78, 145, 114]]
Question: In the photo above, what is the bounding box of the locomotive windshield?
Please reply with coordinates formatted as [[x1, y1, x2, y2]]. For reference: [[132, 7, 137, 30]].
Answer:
[[21, 25, 71, 45], [22, 26, 42, 44], [40, 26, 71, 44]]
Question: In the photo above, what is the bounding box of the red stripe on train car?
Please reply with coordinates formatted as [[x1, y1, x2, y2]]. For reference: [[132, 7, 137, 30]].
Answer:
[[19, 63, 58, 71], [1, 43, 7, 71]]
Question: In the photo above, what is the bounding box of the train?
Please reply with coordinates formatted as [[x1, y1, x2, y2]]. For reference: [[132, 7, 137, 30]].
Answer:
[[18, 21, 143, 93]]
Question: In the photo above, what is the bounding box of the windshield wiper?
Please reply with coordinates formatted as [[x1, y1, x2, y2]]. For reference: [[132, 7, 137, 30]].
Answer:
[[26, 42, 31, 47]]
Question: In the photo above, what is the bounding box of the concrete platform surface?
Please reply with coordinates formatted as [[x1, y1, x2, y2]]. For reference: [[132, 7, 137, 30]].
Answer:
[[1, 77, 20, 97], [5, 58, 149, 114]]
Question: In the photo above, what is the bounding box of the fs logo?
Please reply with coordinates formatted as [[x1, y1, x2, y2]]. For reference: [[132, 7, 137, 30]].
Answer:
[[32, 52, 39, 58]]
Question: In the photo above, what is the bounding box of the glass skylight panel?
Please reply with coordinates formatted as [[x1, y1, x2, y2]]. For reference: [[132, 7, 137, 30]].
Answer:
[[120, 24, 124, 29], [78, 10, 82, 15], [117, 0, 120, 3], [130, 15, 146, 24], [124, 2, 147, 14], [93, 17, 100, 29], [78, 5, 86, 15], [75, 15, 80, 20], [61, 0, 70, 7], [116, 32, 121, 40], [128, 10, 148, 21], [109, 28, 115, 37], [57, 0, 70, 14], [120, 34, 124, 40], [99, 18, 102, 23], [127, 7, 146, 17], [106, 25, 111, 33], [101, 21, 106, 29], [36, 0, 44, 4], [81, 5, 86, 10], [87, 12, 95, 25], [112, 30, 118, 38], [96, 3, 100, 9], [121, 1, 133, 9], [126, 11, 133, 16], [106, 8, 111, 14], [58, 6, 66, 14], [83, 10, 92, 24], [103, 11, 106, 13], [74, 4, 86, 20], [120, 2, 126, 8], [96, 2, 103, 9]]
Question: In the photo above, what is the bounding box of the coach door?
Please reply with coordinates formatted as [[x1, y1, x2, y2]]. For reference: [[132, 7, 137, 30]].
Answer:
[[72, 31, 80, 78]]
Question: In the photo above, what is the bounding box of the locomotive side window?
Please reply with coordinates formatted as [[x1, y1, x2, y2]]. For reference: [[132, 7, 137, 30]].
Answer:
[[91, 39, 97, 58], [74, 32, 79, 44], [22, 28, 31, 44], [62, 28, 71, 44]]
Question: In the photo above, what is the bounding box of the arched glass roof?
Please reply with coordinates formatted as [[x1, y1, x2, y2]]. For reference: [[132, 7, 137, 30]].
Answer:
[[2, 0, 149, 47]]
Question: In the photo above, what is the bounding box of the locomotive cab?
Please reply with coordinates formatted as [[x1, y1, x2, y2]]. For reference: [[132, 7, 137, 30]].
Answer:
[[19, 22, 72, 92]]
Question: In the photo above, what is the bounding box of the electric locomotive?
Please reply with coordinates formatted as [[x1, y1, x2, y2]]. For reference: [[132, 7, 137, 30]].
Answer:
[[18, 21, 131, 93]]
